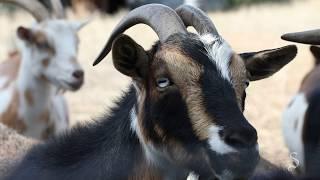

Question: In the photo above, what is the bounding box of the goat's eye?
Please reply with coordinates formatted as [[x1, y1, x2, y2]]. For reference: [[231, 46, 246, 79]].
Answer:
[[37, 42, 50, 50], [156, 78, 171, 89]]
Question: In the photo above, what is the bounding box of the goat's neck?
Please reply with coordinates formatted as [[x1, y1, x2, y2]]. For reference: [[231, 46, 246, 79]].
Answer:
[[129, 90, 189, 179], [17, 48, 53, 118]]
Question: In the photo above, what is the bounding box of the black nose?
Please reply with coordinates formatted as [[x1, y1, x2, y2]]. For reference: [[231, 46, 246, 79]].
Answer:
[[72, 70, 84, 80], [220, 127, 257, 149]]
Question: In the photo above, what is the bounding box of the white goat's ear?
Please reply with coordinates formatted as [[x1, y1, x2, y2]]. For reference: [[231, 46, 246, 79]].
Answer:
[[240, 45, 297, 81], [70, 19, 91, 31], [17, 26, 34, 42]]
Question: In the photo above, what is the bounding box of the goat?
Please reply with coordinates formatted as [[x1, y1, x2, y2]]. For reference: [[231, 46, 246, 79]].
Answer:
[[0, 123, 37, 177], [0, 0, 88, 140], [4, 4, 297, 180], [281, 30, 320, 177]]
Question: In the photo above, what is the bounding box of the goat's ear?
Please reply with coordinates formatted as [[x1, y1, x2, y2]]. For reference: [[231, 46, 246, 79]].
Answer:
[[112, 34, 149, 78], [17, 26, 34, 43], [310, 46, 320, 66], [240, 45, 297, 81]]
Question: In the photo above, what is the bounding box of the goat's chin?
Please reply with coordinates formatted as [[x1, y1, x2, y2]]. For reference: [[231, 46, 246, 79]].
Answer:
[[60, 80, 83, 91], [49, 78, 83, 92], [207, 148, 260, 180]]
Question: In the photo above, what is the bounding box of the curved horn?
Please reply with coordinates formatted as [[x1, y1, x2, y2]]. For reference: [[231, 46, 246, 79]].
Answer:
[[281, 29, 320, 45], [176, 4, 219, 36], [93, 4, 187, 66], [1, 0, 50, 22], [50, 0, 66, 19]]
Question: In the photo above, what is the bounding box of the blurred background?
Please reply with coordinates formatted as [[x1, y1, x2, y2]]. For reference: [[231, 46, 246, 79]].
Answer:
[[0, 0, 317, 169]]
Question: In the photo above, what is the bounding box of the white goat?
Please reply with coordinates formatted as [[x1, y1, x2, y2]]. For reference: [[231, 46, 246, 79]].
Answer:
[[0, 0, 88, 140]]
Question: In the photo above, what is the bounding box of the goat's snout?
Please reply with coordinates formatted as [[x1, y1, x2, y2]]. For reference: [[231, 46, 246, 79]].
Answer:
[[220, 126, 257, 149], [72, 70, 84, 80], [64, 69, 84, 91]]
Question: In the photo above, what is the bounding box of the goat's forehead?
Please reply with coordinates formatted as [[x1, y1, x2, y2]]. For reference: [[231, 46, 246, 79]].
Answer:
[[154, 48, 202, 82], [199, 34, 234, 81], [40, 20, 71, 31], [35, 21, 76, 39], [155, 34, 236, 82], [32, 21, 78, 47]]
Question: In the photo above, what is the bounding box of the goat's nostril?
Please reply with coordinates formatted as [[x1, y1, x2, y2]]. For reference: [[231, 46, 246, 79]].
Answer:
[[221, 128, 257, 149], [72, 70, 84, 80]]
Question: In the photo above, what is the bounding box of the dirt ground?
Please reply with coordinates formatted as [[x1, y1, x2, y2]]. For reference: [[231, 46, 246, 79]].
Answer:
[[0, 0, 318, 169]]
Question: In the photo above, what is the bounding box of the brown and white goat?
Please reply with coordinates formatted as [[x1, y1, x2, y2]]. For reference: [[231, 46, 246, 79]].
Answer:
[[5, 4, 297, 180], [0, 0, 88, 140], [282, 30, 320, 177]]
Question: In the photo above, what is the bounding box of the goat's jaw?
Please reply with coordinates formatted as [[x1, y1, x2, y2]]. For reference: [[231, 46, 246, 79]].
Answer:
[[206, 145, 260, 180], [60, 79, 83, 91], [130, 106, 259, 179], [45, 75, 83, 91]]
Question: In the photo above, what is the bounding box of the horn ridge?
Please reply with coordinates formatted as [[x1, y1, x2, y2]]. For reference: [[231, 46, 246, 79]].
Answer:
[[176, 4, 219, 36]]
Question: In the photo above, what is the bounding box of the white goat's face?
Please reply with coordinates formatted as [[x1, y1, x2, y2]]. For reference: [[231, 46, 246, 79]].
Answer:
[[17, 20, 86, 91]]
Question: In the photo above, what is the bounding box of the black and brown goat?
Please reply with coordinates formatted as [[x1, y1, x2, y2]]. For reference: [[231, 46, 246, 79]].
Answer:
[[282, 30, 320, 177], [4, 4, 297, 180]]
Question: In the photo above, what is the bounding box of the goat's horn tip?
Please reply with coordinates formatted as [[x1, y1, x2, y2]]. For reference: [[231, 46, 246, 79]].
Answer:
[[92, 60, 100, 66], [281, 33, 292, 41]]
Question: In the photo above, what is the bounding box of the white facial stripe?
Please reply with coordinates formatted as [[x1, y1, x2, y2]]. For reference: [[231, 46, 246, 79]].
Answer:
[[130, 107, 138, 134], [282, 93, 308, 169], [200, 34, 233, 82], [208, 126, 236, 154], [130, 106, 155, 162], [187, 172, 199, 180]]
